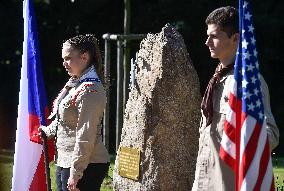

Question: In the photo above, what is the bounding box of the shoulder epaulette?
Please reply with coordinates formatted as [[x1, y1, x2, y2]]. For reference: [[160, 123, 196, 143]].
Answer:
[[70, 83, 97, 105]]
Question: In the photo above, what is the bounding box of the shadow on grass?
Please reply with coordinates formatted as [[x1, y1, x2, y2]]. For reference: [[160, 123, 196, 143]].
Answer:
[[0, 150, 13, 191], [273, 157, 284, 168], [101, 154, 116, 191]]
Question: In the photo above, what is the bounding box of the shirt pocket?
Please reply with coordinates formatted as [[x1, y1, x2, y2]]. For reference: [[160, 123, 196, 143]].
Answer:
[[196, 142, 210, 190], [214, 113, 226, 140], [59, 99, 78, 128], [213, 81, 230, 115]]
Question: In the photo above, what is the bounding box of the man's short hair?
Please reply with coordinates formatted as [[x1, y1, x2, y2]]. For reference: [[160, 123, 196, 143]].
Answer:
[[206, 6, 239, 37]]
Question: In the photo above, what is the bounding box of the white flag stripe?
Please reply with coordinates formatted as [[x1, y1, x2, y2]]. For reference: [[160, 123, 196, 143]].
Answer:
[[225, 107, 236, 128], [260, 157, 273, 191], [221, 132, 236, 159], [240, 119, 268, 190], [239, 115, 256, 156], [229, 79, 238, 94]]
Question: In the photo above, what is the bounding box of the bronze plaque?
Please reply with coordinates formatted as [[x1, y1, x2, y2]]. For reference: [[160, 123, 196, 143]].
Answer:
[[118, 146, 141, 180]]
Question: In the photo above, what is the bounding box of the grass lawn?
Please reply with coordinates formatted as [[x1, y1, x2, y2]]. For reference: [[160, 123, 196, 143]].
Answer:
[[0, 150, 114, 191], [49, 162, 114, 191], [273, 156, 284, 190], [1, 149, 284, 191], [49, 156, 115, 191]]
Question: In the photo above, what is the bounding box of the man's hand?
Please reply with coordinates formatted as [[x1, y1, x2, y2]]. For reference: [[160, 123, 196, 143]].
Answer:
[[67, 177, 80, 191]]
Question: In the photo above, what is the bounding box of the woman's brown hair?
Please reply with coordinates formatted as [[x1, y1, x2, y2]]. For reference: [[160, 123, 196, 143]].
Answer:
[[64, 34, 104, 83]]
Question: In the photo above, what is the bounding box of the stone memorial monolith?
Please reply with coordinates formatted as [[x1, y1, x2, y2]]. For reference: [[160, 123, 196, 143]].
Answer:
[[113, 24, 201, 191]]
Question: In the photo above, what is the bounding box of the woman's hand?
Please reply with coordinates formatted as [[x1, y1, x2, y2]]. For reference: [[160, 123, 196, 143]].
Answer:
[[67, 177, 80, 191], [38, 126, 45, 138]]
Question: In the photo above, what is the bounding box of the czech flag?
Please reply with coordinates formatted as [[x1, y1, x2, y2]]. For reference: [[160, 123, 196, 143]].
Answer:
[[12, 0, 54, 190]]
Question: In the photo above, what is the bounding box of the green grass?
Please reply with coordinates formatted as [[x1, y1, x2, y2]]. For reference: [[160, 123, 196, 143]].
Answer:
[[273, 157, 284, 190], [1, 150, 284, 191], [0, 150, 13, 191], [49, 155, 115, 191], [0, 149, 114, 191]]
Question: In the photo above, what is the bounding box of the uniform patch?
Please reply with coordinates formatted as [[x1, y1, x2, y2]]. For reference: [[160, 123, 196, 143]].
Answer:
[[70, 83, 97, 105]]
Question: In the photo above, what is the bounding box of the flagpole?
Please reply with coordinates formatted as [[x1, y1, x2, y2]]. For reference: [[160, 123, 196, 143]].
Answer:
[[41, 130, 52, 191]]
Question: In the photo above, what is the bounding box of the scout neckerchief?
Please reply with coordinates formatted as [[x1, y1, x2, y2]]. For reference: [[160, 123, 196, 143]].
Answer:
[[201, 63, 234, 127], [48, 65, 100, 119]]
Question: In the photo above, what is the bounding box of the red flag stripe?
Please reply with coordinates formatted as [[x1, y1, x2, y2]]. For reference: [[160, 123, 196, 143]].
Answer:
[[220, 145, 236, 171], [253, 138, 271, 191], [28, 114, 42, 144], [239, 114, 256, 156], [29, 152, 47, 191], [269, 176, 275, 191], [221, 128, 236, 157], [224, 120, 236, 142], [228, 91, 238, 112], [239, 121, 261, 189]]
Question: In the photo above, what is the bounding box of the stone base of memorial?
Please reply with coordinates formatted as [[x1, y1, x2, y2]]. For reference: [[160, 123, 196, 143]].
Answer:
[[113, 24, 201, 191]]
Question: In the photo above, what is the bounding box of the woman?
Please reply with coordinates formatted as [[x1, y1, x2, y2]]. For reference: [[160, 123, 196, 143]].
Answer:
[[40, 34, 109, 191]]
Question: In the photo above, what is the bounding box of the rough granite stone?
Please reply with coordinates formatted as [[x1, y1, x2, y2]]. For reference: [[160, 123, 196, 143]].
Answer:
[[113, 24, 201, 191]]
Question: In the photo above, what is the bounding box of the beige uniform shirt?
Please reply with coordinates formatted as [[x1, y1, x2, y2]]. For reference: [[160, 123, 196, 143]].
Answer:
[[192, 71, 279, 191], [43, 72, 109, 181]]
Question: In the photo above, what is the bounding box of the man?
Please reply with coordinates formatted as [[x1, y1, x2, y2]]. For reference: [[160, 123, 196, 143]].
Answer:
[[192, 6, 279, 191]]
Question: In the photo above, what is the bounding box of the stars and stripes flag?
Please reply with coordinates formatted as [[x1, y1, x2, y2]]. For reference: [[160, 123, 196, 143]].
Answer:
[[12, 0, 54, 190], [219, 0, 275, 190]]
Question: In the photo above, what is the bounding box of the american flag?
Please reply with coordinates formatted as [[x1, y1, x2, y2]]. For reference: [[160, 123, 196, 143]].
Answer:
[[219, 0, 275, 190]]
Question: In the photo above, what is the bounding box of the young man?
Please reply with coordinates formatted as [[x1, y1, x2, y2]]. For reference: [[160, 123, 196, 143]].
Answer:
[[191, 6, 279, 191]]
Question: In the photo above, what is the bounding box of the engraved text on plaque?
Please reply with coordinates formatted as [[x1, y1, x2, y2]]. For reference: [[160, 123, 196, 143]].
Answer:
[[118, 147, 140, 180]]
